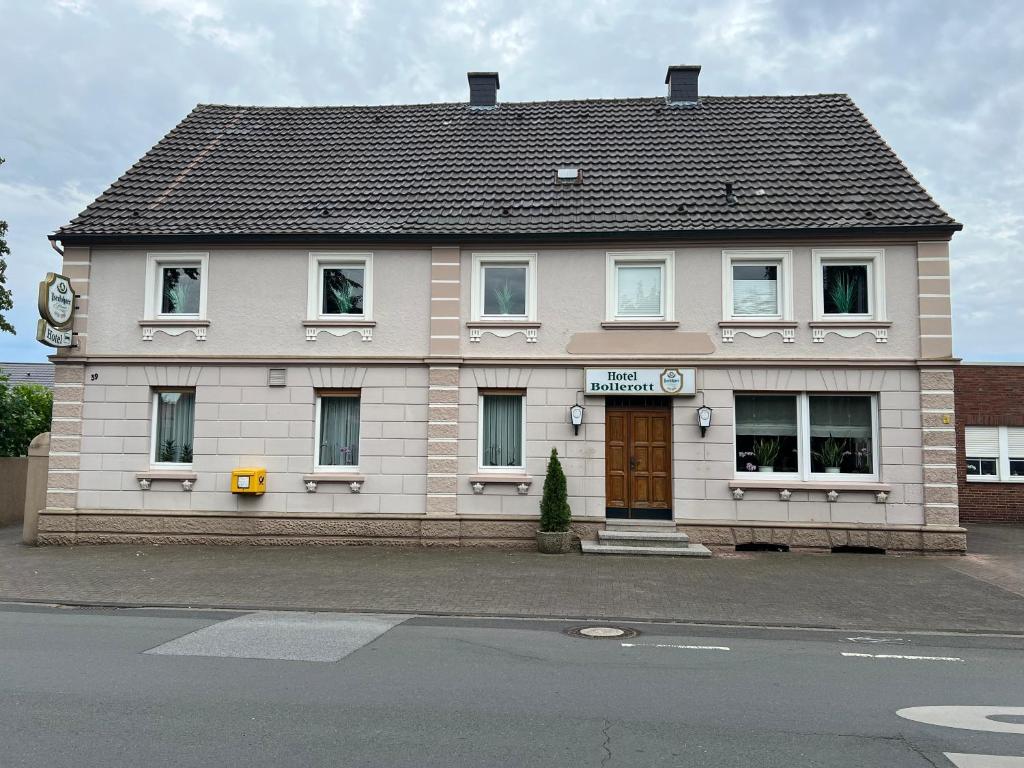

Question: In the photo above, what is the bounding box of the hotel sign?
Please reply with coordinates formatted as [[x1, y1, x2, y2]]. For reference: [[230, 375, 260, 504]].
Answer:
[[35, 272, 77, 348], [585, 368, 696, 396]]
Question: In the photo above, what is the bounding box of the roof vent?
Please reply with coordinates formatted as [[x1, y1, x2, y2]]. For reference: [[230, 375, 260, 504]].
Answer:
[[556, 167, 582, 184], [665, 64, 701, 104], [725, 182, 737, 205], [467, 71, 499, 108]]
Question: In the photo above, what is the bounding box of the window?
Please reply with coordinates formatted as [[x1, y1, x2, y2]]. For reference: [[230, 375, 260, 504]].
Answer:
[[734, 393, 878, 479], [735, 395, 799, 473], [812, 249, 886, 321], [308, 253, 372, 320], [144, 253, 209, 320], [315, 393, 361, 469], [479, 392, 525, 471], [471, 254, 537, 321], [151, 390, 195, 466], [606, 251, 675, 321], [966, 426, 1024, 482], [722, 250, 792, 320]]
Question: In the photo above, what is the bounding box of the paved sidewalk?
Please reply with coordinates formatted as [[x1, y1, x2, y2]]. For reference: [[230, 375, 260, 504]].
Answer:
[[1, 524, 1023, 632]]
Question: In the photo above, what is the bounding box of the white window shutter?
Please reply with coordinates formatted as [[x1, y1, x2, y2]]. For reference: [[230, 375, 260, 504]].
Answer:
[[965, 426, 999, 457], [1008, 427, 1024, 457]]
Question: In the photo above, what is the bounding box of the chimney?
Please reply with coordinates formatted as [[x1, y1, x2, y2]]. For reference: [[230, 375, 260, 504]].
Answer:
[[665, 65, 701, 104], [467, 71, 499, 108]]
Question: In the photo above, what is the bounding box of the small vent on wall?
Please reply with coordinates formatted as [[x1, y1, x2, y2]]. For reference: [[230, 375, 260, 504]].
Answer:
[[268, 368, 287, 387]]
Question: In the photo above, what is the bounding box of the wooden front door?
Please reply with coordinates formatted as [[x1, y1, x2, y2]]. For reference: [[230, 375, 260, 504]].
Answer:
[[605, 403, 672, 520]]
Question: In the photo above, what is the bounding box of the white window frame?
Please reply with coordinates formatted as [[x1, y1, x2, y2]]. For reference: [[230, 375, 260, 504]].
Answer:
[[313, 392, 362, 472], [733, 392, 880, 483], [812, 248, 887, 321], [722, 249, 793, 321], [471, 253, 537, 322], [477, 392, 527, 473], [144, 253, 209, 320], [606, 250, 675, 322], [149, 389, 196, 469], [966, 426, 1024, 483], [307, 252, 373, 322]]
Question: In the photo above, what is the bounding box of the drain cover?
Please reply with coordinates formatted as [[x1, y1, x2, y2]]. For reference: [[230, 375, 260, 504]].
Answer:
[[566, 625, 639, 639]]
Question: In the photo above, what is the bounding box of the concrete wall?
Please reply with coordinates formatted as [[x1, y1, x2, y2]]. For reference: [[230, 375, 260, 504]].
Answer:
[[459, 243, 920, 359], [0, 458, 28, 527], [86, 247, 431, 357], [456, 365, 925, 526]]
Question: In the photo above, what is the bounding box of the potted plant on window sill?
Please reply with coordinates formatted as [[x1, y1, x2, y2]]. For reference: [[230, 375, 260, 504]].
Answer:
[[814, 435, 848, 474], [536, 448, 573, 554], [752, 438, 780, 473]]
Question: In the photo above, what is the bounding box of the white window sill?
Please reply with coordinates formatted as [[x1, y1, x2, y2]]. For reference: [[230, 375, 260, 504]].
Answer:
[[136, 469, 197, 491], [467, 321, 540, 343], [303, 319, 374, 342], [302, 472, 365, 493], [719, 320, 797, 344], [302, 319, 376, 327], [809, 320, 891, 344], [966, 477, 1024, 484], [601, 320, 679, 329], [729, 478, 891, 501], [469, 474, 532, 495]]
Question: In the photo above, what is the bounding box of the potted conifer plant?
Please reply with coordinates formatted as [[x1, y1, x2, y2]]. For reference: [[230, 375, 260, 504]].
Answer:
[[536, 448, 573, 554]]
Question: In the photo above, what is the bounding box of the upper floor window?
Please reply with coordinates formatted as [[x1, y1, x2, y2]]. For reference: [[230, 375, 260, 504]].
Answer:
[[606, 251, 675, 322], [722, 250, 793, 321], [308, 253, 372, 321], [471, 253, 537, 321], [812, 249, 886, 321], [144, 253, 209, 320], [315, 391, 361, 470], [735, 393, 877, 480], [966, 426, 1024, 482], [151, 389, 195, 466]]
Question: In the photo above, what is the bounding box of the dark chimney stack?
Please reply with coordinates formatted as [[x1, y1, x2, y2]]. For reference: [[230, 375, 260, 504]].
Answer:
[[467, 72, 500, 108], [665, 65, 701, 104]]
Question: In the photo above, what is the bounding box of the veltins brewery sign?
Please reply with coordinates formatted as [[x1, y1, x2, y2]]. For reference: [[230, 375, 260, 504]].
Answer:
[[35, 272, 77, 348], [585, 368, 696, 396]]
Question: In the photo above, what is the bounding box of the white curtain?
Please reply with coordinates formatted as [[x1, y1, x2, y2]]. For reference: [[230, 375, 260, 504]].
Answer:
[[735, 395, 797, 436], [732, 264, 778, 316], [481, 395, 522, 467], [320, 397, 360, 466], [809, 396, 871, 438], [616, 265, 662, 316], [156, 391, 195, 463]]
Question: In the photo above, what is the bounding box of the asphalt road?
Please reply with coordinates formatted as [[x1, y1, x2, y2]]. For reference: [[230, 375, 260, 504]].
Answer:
[[2, 604, 1023, 767]]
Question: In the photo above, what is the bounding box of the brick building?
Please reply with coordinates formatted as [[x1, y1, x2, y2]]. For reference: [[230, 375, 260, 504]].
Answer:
[[956, 364, 1024, 523]]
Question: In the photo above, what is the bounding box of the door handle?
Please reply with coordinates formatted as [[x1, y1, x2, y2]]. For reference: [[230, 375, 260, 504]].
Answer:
[[629, 456, 637, 471]]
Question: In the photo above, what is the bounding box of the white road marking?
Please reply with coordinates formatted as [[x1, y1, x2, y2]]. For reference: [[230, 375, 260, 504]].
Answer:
[[841, 652, 963, 661], [846, 636, 907, 644], [897, 707, 1024, 735], [621, 643, 731, 651], [944, 754, 1024, 768], [146, 611, 408, 662]]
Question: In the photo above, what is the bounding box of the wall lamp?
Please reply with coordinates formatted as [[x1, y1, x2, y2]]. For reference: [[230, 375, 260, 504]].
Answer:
[[696, 405, 713, 437], [569, 392, 585, 436]]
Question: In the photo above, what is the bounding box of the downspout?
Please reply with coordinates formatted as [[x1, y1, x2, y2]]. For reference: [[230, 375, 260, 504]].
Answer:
[[49, 238, 64, 258]]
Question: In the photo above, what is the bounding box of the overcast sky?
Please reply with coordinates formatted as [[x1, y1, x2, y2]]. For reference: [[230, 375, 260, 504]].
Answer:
[[1, 0, 1022, 362]]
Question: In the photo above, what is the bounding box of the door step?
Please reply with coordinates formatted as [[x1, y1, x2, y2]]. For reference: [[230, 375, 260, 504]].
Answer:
[[581, 540, 712, 557], [604, 519, 677, 532], [598, 529, 691, 548]]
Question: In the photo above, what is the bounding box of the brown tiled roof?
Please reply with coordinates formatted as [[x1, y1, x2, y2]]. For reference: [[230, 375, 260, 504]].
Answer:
[[54, 94, 959, 241]]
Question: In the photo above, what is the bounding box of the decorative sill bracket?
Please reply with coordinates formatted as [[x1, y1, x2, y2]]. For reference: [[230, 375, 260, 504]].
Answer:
[[139, 319, 209, 342], [467, 322, 540, 344], [468, 475, 533, 494], [301, 473, 366, 492]]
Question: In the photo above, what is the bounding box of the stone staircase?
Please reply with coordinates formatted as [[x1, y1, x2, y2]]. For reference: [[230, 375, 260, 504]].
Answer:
[[580, 520, 712, 557]]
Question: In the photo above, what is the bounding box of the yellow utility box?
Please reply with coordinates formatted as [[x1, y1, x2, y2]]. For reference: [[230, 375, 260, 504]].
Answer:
[[231, 467, 266, 495]]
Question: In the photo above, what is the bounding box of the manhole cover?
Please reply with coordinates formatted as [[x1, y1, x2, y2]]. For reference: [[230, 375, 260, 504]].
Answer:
[[565, 625, 639, 639]]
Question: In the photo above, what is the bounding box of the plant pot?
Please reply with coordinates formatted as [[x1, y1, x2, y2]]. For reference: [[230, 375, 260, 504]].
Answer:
[[536, 531, 573, 554], [824, 467, 841, 474], [757, 466, 774, 473]]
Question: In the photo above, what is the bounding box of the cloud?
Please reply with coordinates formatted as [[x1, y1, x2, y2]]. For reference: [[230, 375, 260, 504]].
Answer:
[[1, 0, 1022, 361]]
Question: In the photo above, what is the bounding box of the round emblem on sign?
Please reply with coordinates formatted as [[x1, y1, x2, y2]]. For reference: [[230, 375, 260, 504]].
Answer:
[[37, 272, 76, 328], [659, 368, 683, 394]]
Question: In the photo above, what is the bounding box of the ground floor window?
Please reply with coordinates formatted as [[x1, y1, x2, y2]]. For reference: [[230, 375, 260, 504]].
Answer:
[[735, 393, 877, 480], [479, 392, 525, 471], [316, 392, 360, 469], [966, 426, 1024, 482], [152, 390, 195, 466]]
